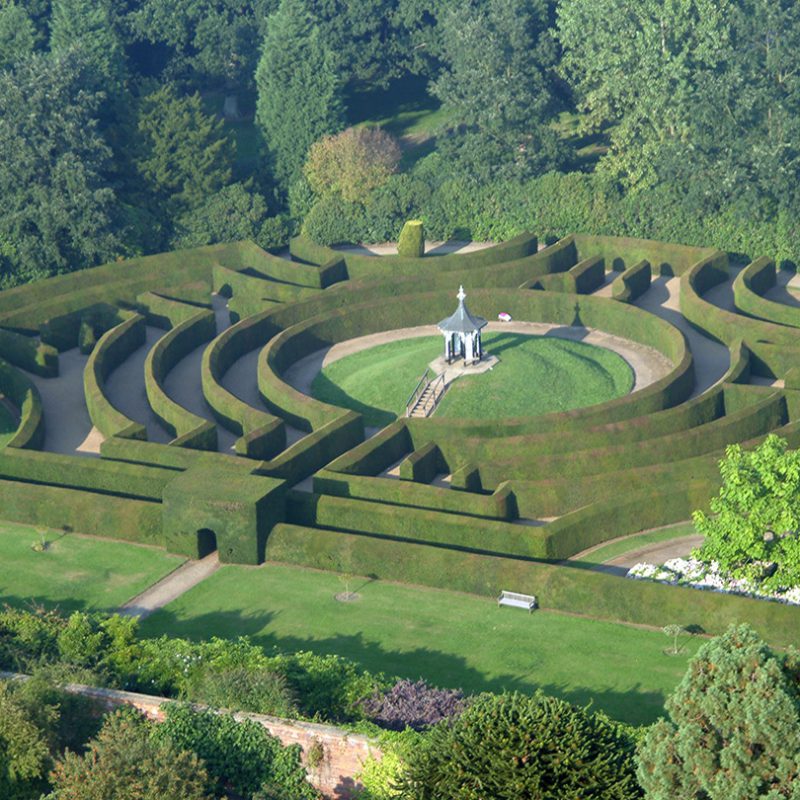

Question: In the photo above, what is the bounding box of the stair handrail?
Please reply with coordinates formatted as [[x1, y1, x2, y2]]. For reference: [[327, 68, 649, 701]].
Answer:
[[406, 369, 431, 417], [424, 373, 446, 414]]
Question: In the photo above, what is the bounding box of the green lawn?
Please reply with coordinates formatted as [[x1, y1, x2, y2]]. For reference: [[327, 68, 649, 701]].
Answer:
[[312, 333, 634, 426], [574, 522, 699, 564], [141, 563, 702, 726], [0, 524, 186, 612]]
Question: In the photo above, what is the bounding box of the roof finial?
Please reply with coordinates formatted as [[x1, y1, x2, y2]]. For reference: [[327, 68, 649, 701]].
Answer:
[[457, 285, 466, 303]]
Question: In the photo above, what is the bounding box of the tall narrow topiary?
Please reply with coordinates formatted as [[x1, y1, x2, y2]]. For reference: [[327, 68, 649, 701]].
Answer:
[[397, 220, 424, 258]]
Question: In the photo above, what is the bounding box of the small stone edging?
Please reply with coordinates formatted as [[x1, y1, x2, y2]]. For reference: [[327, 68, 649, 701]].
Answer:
[[0, 671, 380, 799]]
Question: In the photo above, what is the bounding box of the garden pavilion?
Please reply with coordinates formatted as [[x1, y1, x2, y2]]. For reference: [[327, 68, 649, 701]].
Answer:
[[437, 285, 487, 364]]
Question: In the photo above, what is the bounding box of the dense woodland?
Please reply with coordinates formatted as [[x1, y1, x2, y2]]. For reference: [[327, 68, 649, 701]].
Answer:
[[0, 0, 798, 286]]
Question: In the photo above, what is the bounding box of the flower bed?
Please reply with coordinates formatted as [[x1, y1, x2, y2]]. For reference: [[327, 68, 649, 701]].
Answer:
[[627, 558, 800, 606]]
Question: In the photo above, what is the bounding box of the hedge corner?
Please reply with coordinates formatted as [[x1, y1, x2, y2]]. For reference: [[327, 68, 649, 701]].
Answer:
[[161, 465, 287, 565]]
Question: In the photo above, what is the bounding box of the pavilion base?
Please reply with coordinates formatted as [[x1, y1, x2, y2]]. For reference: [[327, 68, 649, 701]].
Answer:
[[429, 354, 499, 386]]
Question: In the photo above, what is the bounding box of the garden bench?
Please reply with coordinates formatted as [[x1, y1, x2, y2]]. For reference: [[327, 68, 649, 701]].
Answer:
[[497, 590, 537, 612]]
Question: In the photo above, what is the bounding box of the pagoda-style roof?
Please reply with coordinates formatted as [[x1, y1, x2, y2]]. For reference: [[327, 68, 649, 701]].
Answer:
[[437, 286, 487, 334]]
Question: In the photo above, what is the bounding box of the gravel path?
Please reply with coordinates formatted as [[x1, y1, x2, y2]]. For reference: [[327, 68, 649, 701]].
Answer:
[[24, 349, 101, 456], [634, 276, 730, 397], [333, 240, 494, 257], [118, 553, 220, 618]]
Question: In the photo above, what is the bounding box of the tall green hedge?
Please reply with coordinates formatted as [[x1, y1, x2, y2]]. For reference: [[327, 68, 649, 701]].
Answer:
[[144, 309, 218, 450], [0, 359, 44, 450], [732, 258, 800, 329], [83, 315, 148, 440]]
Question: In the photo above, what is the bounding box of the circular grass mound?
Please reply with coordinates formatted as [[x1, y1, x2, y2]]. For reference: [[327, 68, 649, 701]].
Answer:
[[311, 332, 634, 426]]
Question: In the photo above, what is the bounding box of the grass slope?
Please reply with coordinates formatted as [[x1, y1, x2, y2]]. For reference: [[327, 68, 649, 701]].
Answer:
[[312, 333, 633, 426], [141, 563, 701, 726], [0, 524, 185, 612]]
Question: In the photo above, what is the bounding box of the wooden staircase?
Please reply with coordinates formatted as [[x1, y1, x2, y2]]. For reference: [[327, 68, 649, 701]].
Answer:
[[406, 370, 446, 418]]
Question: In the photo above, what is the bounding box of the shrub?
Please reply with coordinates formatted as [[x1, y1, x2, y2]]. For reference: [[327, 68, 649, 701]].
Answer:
[[397, 220, 424, 258], [361, 679, 466, 732], [49, 710, 211, 800], [302, 193, 367, 245], [304, 127, 401, 203], [637, 624, 800, 799], [400, 691, 641, 799], [258, 214, 292, 251], [184, 666, 297, 718], [155, 703, 318, 800]]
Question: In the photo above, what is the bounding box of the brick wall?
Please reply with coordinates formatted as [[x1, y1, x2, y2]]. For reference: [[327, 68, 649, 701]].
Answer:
[[1, 672, 381, 798]]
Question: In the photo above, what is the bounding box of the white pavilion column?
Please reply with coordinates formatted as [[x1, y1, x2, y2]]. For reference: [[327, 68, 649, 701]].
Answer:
[[464, 332, 474, 362]]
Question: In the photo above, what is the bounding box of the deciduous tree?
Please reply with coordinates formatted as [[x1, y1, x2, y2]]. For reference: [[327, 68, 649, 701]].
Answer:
[[693, 434, 800, 589], [0, 51, 121, 286], [304, 127, 401, 202]]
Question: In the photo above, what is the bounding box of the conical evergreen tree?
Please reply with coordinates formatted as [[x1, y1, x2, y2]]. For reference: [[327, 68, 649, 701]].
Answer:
[[255, 0, 344, 192], [637, 624, 800, 799]]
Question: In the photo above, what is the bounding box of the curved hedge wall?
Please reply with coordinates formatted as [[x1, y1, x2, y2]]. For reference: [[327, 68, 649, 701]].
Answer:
[[0, 358, 44, 450], [200, 310, 286, 459], [144, 309, 218, 451], [83, 314, 147, 441], [732, 257, 800, 329]]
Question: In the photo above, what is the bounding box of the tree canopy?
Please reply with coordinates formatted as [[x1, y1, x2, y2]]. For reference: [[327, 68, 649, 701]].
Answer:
[[693, 434, 800, 589], [637, 624, 800, 799]]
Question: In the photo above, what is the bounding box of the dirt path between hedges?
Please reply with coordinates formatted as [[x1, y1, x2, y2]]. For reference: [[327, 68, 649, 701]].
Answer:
[[119, 553, 220, 618], [283, 322, 674, 398]]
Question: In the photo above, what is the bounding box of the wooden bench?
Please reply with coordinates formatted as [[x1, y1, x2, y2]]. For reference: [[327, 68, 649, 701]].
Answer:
[[497, 590, 537, 612]]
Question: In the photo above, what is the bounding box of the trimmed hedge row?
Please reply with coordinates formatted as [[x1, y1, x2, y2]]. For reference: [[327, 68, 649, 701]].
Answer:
[[228, 239, 335, 289], [437, 378, 758, 467], [144, 309, 218, 450], [312, 470, 516, 520], [530, 255, 604, 294], [256, 411, 364, 484], [200, 310, 286, 459], [0, 328, 58, 377], [0, 364, 41, 449], [0, 242, 244, 333], [265, 525, 800, 649], [681, 255, 800, 348], [0, 477, 162, 544], [213, 264, 315, 304], [574, 234, 718, 277], [39, 302, 124, 352], [99, 437, 253, 473], [286, 491, 546, 559], [544, 479, 716, 559], [324, 419, 411, 475], [398, 441, 443, 483], [733, 258, 800, 329], [0, 447, 174, 501], [475, 389, 788, 485], [136, 292, 210, 330], [612, 260, 651, 303], [83, 314, 148, 440], [288, 232, 539, 278], [0, 359, 44, 450]]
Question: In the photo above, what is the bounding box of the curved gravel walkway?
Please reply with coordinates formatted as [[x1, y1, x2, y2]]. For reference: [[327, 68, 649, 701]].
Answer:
[[570, 533, 704, 577], [634, 276, 730, 397], [283, 322, 673, 398]]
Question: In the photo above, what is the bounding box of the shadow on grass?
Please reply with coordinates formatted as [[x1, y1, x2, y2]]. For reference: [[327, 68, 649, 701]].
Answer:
[[311, 372, 396, 428], [142, 607, 668, 725]]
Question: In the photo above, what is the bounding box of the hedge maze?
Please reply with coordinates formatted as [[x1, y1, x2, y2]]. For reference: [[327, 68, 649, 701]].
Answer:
[[1, 233, 799, 647]]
